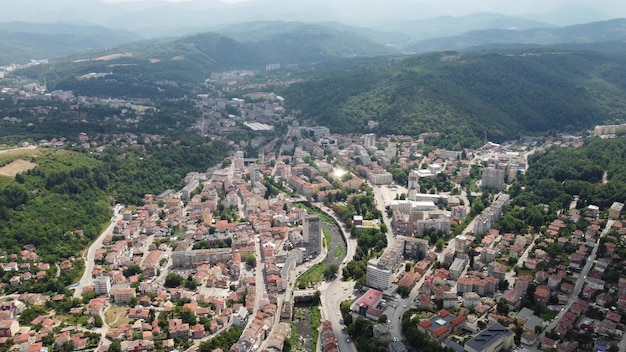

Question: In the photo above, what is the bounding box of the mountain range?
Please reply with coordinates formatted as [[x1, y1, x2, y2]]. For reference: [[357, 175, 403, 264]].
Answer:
[[0, 13, 626, 65], [0, 0, 619, 37]]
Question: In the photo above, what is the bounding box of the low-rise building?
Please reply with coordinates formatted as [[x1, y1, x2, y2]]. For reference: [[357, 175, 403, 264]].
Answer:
[[464, 322, 514, 352]]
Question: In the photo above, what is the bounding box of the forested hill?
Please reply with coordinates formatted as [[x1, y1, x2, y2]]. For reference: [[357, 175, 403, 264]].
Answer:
[[281, 50, 626, 147], [20, 23, 395, 91]]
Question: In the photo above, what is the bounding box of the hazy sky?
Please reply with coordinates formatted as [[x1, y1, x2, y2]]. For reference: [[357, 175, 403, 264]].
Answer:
[[98, 0, 625, 18], [2, 0, 624, 37]]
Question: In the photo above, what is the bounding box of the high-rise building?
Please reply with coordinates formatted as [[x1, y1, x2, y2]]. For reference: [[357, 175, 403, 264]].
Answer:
[[366, 259, 392, 291], [455, 235, 468, 253], [94, 276, 111, 296], [408, 170, 420, 191], [481, 167, 505, 191], [364, 133, 376, 150], [303, 215, 322, 256], [249, 164, 261, 185]]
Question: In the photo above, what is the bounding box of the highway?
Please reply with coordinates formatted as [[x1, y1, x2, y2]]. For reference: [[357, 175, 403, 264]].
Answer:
[[73, 204, 124, 298]]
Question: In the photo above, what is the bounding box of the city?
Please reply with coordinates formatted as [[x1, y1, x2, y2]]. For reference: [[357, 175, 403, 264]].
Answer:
[[1, 61, 626, 352]]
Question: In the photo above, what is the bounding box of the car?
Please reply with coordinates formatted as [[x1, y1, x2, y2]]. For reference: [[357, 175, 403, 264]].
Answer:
[[346, 338, 350, 343], [403, 304, 406, 308]]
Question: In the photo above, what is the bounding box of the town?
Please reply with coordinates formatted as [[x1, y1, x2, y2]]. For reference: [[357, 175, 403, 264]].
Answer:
[[0, 64, 626, 352]]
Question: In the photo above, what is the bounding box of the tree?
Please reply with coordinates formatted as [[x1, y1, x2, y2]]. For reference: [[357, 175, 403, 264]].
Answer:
[[496, 298, 509, 315], [181, 309, 197, 325], [313, 290, 321, 305], [378, 314, 388, 323], [435, 238, 445, 251], [108, 341, 122, 352], [397, 286, 410, 298], [42, 333, 55, 347], [94, 315, 103, 328], [123, 264, 142, 277], [498, 279, 509, 291], [60, 340, 74, 352], [246, 254, 256, 267], [324, 264, 339, 280], [165, 273, 183, 288]]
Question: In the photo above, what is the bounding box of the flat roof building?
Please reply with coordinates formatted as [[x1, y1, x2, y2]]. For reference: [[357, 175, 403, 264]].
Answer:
[[464, 322, 514, 352]]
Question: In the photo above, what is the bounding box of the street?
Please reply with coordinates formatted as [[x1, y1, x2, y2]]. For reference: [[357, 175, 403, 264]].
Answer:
[[73, 204, 124, 298]]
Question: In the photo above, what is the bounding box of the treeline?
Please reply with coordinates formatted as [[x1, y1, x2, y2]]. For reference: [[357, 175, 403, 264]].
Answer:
[[281, 50, 626, 146]]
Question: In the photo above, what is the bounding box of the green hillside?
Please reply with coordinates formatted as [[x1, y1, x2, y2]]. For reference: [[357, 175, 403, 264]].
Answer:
[[18, 23, 395, 97], [280, 50, 626, 147]]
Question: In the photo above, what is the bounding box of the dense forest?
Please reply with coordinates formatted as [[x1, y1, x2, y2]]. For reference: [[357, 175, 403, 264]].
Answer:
[[0, 142, 227, 261], [0, 98, 204, 145], [512, 137, 626, 212], [280, 50, 626, 147]]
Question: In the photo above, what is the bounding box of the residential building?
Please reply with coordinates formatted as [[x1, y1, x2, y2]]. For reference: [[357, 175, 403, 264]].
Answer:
[[481, 167, 505, 191], [172, 246, 231, 267], [0, 320, 19, 337], [610, 202, 624, 220], [449, 257, 467, 281], [402, 237, 429, 260], [111, 287, 136, 304], [364, 133, 376, 150], [417, 309, 466, 342], [94, 276, 111, 296]]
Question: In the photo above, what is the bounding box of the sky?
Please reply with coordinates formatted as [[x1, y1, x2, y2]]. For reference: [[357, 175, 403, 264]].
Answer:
[[2, 0, 624, 37], [96, 0, 625, 19]]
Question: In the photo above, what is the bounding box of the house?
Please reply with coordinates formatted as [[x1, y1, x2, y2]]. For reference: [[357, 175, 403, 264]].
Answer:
[[534, 286, 551, 308], [191, 324, 205, 339], [168, 319, 189, 338], [0, 320, 19, 337], [417, 309, 465, 342]]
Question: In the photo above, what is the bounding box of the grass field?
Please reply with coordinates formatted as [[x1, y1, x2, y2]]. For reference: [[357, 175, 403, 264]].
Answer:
[[322, 228, 332, 249], [0, 159, 38, 177], [0, 148, 41, 178], [296, 262, 325, 289], [105, 306, 130, 328], [333, 246, 343, 258]]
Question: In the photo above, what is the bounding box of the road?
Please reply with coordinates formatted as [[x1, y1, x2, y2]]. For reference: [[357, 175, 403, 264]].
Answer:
[[0, 145, 37, 154], [312, 204, 358, 352], [73, 204, 123, 298], [536, 219, 614, 347]]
